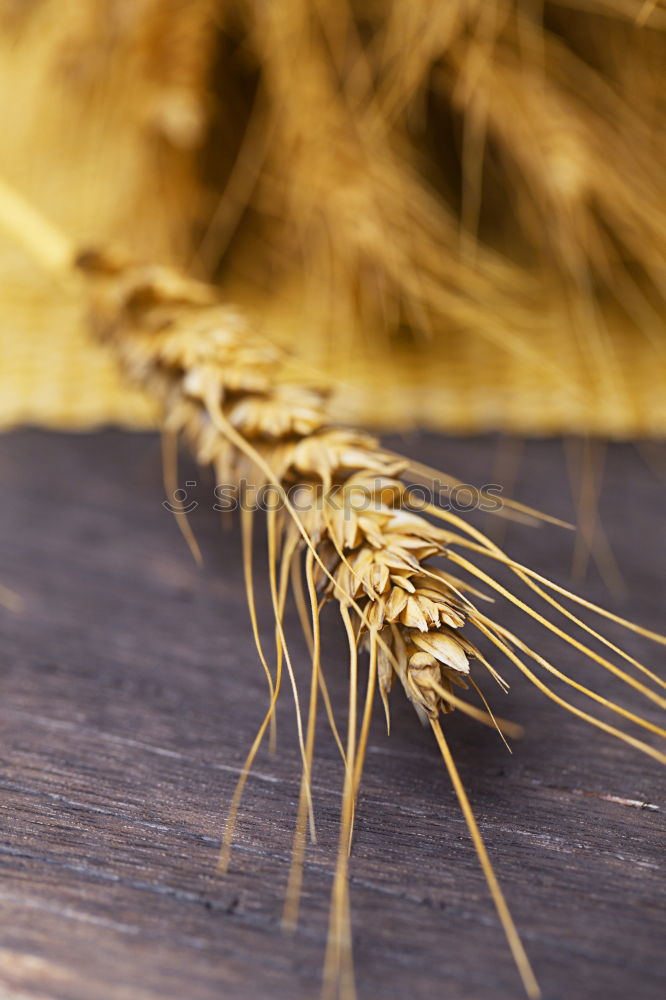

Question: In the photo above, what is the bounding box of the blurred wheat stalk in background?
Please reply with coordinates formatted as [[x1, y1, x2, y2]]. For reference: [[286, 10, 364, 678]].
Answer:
[[0, 0, 664, 434]]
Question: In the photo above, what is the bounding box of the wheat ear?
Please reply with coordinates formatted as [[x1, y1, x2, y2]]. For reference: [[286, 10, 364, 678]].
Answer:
[[2, 179, 665, 1000]]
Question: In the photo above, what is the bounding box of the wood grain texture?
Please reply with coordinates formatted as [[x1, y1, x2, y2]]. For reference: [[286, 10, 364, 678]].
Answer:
[[0, 430, 663, 1000]]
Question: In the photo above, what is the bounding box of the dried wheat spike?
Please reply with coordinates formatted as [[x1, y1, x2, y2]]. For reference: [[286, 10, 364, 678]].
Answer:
[[73, 248, 664, 1000], [79, 249, 485, 722], [1, 144, 664, 998]]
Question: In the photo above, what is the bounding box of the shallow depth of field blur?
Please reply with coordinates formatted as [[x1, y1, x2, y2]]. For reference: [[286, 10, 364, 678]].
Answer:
[[0, 0, 664, 436]]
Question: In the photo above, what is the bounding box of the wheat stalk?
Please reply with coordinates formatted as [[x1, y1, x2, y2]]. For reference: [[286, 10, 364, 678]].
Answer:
[[76, 246, 666, 997], [1, 179, 665, 999], [3, 3, 665, 435], [209, 0, 666, 420]]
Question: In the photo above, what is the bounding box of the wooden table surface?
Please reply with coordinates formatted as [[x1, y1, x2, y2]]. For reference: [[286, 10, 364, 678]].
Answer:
[[0, 429, 663, 1000]]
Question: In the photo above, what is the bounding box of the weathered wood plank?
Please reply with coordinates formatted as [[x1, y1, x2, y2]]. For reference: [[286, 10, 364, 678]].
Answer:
[[0, 430, 663, 1000]]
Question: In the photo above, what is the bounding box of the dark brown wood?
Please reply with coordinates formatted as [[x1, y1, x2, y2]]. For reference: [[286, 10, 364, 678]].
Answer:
[[0, 429, 663, 1000]]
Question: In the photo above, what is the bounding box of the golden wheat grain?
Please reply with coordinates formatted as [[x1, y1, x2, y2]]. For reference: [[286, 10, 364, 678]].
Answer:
[[73, 244, 665, 1000], [1, 175, 665, 999]]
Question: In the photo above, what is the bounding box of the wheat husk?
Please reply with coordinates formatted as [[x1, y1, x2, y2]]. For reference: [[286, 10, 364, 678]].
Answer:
[[68, 244, 664, 999], [0, 150, 664, 987]]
